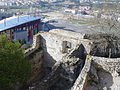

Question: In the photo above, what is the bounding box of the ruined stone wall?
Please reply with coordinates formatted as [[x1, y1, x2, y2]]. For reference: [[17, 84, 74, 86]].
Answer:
[[72, 56, 120, 90], [25, 34, 40, 56], [22, 29, 120, 90], [24, 34, 45, 88], [91, 56, 120, 73], [27, 50, 45, 86], [85, 34, 120, 58], [71, 56, 91, 90], [40, 29, 91, 67], [87, 56, 120, 90]]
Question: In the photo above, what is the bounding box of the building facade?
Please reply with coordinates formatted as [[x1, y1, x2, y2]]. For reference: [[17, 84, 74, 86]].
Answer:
[[0, 15, 42, 43]]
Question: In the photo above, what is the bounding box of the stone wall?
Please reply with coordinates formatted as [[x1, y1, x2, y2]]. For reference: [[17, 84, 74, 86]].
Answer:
[[40, 29, 91, 67], [85, 34, 120, 58], [26, 29, 92, 90], [29, 45, 86, 90], [23, 29, 120, 90], [24, 34, 45, 88], [91, 56, 120, 73], [25, 34, 40, 56], [72, 56, 120, 90], [27, 50, 45, 86], [71, 55, 91, 90]]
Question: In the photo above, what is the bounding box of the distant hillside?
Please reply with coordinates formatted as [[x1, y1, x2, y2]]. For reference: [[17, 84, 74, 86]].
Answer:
[[0, 0, 119, 6]]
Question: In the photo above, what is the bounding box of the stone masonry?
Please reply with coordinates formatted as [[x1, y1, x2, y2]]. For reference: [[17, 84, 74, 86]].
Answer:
[[25, 29, 120, 90]]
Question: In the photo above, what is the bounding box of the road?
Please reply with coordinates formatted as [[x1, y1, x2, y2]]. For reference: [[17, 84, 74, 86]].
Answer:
[[44, 20, 120, 35]]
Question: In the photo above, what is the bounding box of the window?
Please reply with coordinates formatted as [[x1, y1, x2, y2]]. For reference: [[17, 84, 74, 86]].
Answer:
[[62, 41, 71, 53]]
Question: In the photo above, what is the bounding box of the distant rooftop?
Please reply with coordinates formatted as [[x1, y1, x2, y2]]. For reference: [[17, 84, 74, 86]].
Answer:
[[0, 15, 41, 32]]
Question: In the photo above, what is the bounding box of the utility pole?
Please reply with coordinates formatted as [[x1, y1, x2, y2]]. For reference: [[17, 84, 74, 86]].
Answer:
[[4, 18, 6, 27], [17, 12, 20, 23]]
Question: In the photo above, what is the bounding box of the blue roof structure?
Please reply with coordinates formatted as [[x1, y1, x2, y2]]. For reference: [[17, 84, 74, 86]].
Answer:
[[0, 15, 41, 32]]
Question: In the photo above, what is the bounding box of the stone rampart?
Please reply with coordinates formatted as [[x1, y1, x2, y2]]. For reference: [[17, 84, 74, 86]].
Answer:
[[25, 34, 40, 56], [40, 29, 91, 67]]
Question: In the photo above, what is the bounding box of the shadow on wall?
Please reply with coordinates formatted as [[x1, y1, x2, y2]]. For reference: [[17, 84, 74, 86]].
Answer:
[[84, 62, 113, 90], [97, 69, 113, 90], [49, 44, 88, 90], [69, 44, 88, 67], [69, 44, 88, 78], [40, 36, 56, 70], [69, 44, 87, 59]]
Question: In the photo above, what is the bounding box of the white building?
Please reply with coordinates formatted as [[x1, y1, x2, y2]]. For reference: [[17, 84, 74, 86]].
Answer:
[[0, 1, 14, 6], [64, 9, 78, 14]]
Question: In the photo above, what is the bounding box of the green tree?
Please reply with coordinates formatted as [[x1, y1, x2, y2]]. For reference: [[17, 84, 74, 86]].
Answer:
[[0, 35, 31, 90]]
